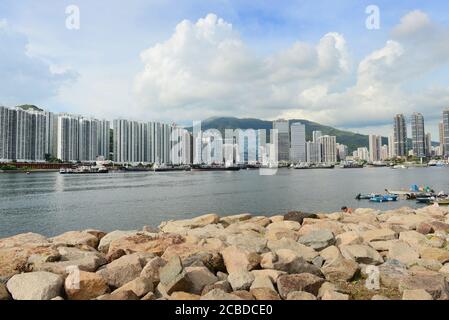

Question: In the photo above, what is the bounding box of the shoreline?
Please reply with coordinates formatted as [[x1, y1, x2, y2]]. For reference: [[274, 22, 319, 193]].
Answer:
[[1, 206, 449, 300]]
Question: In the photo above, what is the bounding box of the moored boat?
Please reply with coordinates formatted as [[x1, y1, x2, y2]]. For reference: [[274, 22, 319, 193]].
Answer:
[[369, 194, 398, 202], [191, 164, 240, 172]]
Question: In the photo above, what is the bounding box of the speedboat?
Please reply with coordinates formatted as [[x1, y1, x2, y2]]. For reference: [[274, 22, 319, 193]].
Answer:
[[370, 194, 398, 202]]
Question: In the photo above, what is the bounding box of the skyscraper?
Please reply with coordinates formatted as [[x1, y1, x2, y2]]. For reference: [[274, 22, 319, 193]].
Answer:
[[306, 141, 321, 164], [272, 119, 290, 161], [290, 122, 306, 163], [312, 131, 322, 143], [368, 134, 382, 162], [425, 133, 432, 158], [388, 135, 395, 158], [319, 135, 337, 163], [439, 122, 445, 157], [410, 112, 426, 158], [394, 114, 407, 157], [57, 114, 80, 162], [443, 109, 449, 158], [337, 143, 348, 161]]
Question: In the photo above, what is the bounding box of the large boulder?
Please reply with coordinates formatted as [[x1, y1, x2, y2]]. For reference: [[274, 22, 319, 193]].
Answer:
[[98, 230, 138, 253], [185, 266, 218, 295], [50, 231, 99, 248], [220, 214, 252, 227], [286, 291, 317, 300], [159, 214, 220, 234], [65, 271, 109, 300], [387, 241, 419, 266], [399, 231, 427, 248], [419, 248, 449, 264], [221, 246, 260, 273], [276, 273, 325, 299], [107, 233, 185, 256], [340, 245, 384, 265], [267, 238, 318, 262], [228, 271, 255, 291], [321, 257, 359, 282], [298, 230, 335, 251], [7, 271, 63, 300], [113, 276, 153, 298], [321, 291, 350, 300], [200, 289, 242, 300], [298, 221, 345, 237], [251, 269, 286, 283], [283, 212, 317, 224], [265, 228, 299, 241], [266, 221, 301, 232], [402, 289, 433, 300], [96, 253, 146, 288], [0, 233, 58, 281], [335, 231, 364, 246], [260, 249, 322, 276], [250, 275, 275, 291], [158, 256, 191, 295], [140, 257, 167, 284], [399, 271, 449, 300], [378, 259, 410, 288], [251, 287, 281, 300], [225, 234, 267, 253], [360, 229, 397, 243]]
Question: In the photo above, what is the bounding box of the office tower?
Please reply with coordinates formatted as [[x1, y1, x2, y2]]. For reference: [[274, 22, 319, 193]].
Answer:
[[443, 109, 449, 158], [394, 114, 407, 157], [57, 114, 80, 162], [0, 106, 10, 161], [306, 141, 321, 164], [381, 145, 389, 161], [337, 143, 348, 161], [410, 112, 426, 158], [388, 135, 395, 158], [425, 133, 432, 158], [272, 119, 290, 161], [357, 147, 369, 161], [439, 122, 445, 156], [312, 131, 322, 143], [369, 134, 382, 162], [290, 122, 306, 163], [319, 135, 337, 163]]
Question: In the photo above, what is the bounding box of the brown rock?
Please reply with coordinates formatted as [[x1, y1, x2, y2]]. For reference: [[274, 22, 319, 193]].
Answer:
[[419, 248, 449, 264], [0, 283, 11, 300], [321, 291, 350, 300], [185, 266, 218, 295], [265, 228, 299, 241], [402, 289, 433, 300], [221, 246, 260, 273], [277, 273, 325, 299], [170, 292, 201, 300], [200, 289, 242, 300], [141, 256, 167, 283], [96, 253, 145, 288], [113, 276, 153, 297], [250, 288, 281, 300], [65, 271, 109, 300], [399, 271, 449, 300], [283, 212, 317, 224], [321, 257, 359, 282], [158, 256, 191, 295], [202, 280, 232, 295], [232, 290, 254, 300], [108, 233, 185, 256], [50, 231, 99, 248], [286, 291, 317, 300]]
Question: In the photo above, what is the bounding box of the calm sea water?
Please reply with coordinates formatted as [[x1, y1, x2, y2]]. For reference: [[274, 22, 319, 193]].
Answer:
[[1, 167, 448, 238]]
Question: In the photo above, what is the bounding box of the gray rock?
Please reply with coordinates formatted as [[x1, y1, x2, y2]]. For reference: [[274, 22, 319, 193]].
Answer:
[[159, 256, 191, 295], [298, 230, 335, 251], [399, 271, 449, 300], [113, 276, 153, 297], [379, 259, 410, 288], [202, 280, 232, 295], [141, 257, 167, 283], [98, 230, 138, 253], [286, 291, 317, 300], [250, 275, 275, 291], [260, 249, 322, 276], [96, 253, 145, 288], [225, 234, 267, 253], [340, 244, 384, 265], [228, 271, 255, 291], [7, 271, 63, 300]]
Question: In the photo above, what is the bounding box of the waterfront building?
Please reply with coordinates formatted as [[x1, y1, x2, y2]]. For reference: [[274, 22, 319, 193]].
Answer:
[[98, 120, 110, 160], [306, 141, 321, 164], [312, 131, 322, 143], [0, 106, 9, 161], [57, 114, 80, 162], [388, 135, 395, 158], [380, 145, 389, 161], [425, 133, 432, 158], [171, 127, 192, 165], [290, 122, 306, 163], [368, 134, 382, 162], [410, 112, 426, 158], [394, 114, 407, 157], [337, 143, 348, 161], [439, 122, 445, 157], [356, 147, 369, 162], [319, 135, 337, 163], [443, 109, 449, 158], [257, 129, 267, 163], [272, 119, 290, 161]]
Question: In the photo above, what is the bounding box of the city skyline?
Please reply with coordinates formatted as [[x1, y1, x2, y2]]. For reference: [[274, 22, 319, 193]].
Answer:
[[1, 2, 449, 138]]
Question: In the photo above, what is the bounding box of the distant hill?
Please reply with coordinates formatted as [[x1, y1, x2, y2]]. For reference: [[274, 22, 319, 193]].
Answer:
[[16, 105, 44, 112], [188, 117, 372, 152]]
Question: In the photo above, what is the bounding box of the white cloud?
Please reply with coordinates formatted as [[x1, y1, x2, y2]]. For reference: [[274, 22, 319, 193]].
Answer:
[[0, 20, 76, 106], [133, 11, 449, 136]]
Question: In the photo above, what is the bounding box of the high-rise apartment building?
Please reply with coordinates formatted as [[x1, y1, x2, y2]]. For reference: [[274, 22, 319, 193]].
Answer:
[[394, 114, 407, 157], [388, 135, 395, 158], [319, 135, 337, 163], [272, 119, 290, 161], [337, 143, 348, 161], [369, 134, 382, 162], [443, 109, 449, 158], [57, 114, 80, 162], [306, 141, 321, 164], [410, 112, 426, 158], [290, 122, 306, 163], [312, 131, 322, 143]]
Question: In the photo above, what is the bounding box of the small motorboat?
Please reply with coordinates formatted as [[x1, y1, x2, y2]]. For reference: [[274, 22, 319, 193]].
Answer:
[[370, 194, 398, 202], [416, 197, 435, 204], [356, 193, 375, 200]]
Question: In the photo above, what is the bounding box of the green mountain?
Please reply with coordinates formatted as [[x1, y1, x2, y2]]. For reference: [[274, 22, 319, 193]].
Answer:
[[188, 117, 376, 153], [16, 104, 44, 112]]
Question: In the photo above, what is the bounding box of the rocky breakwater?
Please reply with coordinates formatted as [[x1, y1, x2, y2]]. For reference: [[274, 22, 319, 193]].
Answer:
[[1, 206, 449, 300]]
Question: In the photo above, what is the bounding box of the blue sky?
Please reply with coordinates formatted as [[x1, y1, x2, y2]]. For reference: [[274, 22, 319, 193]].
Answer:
[[1, 0, 449, 137]]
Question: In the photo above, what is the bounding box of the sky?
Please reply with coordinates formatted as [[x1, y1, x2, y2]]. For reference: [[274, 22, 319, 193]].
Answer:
[[1, 0, 449, 137]]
